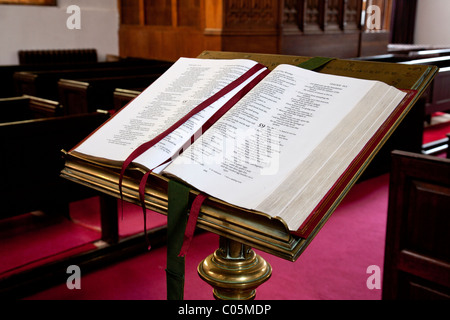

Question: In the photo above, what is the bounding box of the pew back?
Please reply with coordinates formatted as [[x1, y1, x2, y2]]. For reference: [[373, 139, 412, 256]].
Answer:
[[0, 112, 109, 218], [13, 63, 172, 100], [58, 73, 161, 114], [0, 96, 32, 123], [0, 58, 172, 98], [1, 60, 134, 98], [402, 56, 450, 116], [18, 49, 98, 66], [383, 150, 450, 299], [0, 95, 61, 123], [113, 88, 141, 111]]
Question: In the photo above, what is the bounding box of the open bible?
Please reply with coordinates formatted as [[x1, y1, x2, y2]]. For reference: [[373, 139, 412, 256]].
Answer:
[[71, 57, 414, 238]]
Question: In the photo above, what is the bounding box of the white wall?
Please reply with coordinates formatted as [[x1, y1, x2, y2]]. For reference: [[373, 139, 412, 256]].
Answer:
[[415, 0, 450, 46], [0, 0, 119, 65], [1, 0, 449, 65]]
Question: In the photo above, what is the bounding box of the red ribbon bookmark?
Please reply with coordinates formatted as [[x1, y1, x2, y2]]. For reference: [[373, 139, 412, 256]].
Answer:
[[178, 193, 208, 257], [118, 63, 267, 203], [117, 63, 269, 249]]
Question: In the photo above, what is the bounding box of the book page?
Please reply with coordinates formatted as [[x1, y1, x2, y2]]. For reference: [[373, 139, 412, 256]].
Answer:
[[163, 65, 406, 229], [73, 58, 264, 172], [259, 84, 406, 231]]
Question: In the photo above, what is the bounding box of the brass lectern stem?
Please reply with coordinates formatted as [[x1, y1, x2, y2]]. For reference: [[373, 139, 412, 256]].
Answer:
[[197, 236, 272, 300]]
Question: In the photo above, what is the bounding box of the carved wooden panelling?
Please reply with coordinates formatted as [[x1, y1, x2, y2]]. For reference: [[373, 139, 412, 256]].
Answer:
[[325, 0, 342, 30], [344, 0, 362, 30], [283, 0, 362, 32], [283, 0, 300, 25], [144, 0, 172, 26], [303, 0, 322, 31], [224, 0, 278, 30], [120, 0, 141, 25], [118, 0, 392, 61]]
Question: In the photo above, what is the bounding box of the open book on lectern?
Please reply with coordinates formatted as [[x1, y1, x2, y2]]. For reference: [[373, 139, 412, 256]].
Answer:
[[70, 57, 415, 238]]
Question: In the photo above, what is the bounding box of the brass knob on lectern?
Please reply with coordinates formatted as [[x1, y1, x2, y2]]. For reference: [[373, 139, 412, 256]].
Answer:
[[197, 237, 272, 300]]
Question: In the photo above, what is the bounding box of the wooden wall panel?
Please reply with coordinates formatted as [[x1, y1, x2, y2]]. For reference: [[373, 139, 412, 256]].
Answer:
[[119, 26, 218, 62], [281, 33, 361, 58], [344, 0, 363, 31], [222, 35, 279, 54], [144, 0, 172, 26], [177, 0, 202, 27], [360, 31, 391, 57], [223, 0, 278, 31], [120, 0, 141, 25], [118, 0, 393, 61]]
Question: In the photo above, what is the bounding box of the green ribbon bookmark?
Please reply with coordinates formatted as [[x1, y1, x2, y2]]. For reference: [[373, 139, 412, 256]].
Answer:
[[298, 56, 335, 71], [166, 180, 190, 300]]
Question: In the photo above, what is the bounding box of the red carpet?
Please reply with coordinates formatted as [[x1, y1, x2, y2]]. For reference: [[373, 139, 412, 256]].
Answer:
[[70, 197, 168, 237], [423, 121, 450, 143], [0, 199, 167, 283], [0, 212, 100, 276], [24, 174, 390, 300], [423, 113, 450, 144], [3, 109, 449, 299], [4, 107, 447, 299]]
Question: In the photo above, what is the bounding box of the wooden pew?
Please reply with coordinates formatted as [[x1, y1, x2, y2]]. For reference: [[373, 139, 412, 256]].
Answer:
[[426, 67, 450, 116], [58, 73, 162, 114], [355, 55, 450, 156], [0, 64, 69, 98], [422, 137, 449, 156], [388, 44, 450, 53], [402, 56, 450, 117], [0, 110, 171, 299], [0, 111, 170, 298], [0, 112, 109, 219], [0, 95, 61, 123], [0, 58, 160, 98], [113, 88, 141, 111], [0, 96, 32, 122], [352, 53, 413, 63], [448, 133, 450, 159], [13, 62, 172, 100], [25, 95, 62, 118], [383, 150, 450, 300], [354, 48, 450, 64], [18, 49, 98, 66], [407, 48, 450, 59]]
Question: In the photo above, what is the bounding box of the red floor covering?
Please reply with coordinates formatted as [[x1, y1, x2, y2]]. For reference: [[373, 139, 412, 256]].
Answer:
[[5, 114, 449, 300], [423, 114, 450, 144], [0, 200, 167, 272], [24, 174, 390, 300]]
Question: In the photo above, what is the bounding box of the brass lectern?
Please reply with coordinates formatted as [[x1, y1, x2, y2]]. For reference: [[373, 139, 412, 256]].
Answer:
[[61, 51, 436, 300]]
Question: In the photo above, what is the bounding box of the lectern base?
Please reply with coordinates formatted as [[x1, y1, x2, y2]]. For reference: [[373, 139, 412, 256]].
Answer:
[[198, 236, 272, 300]]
